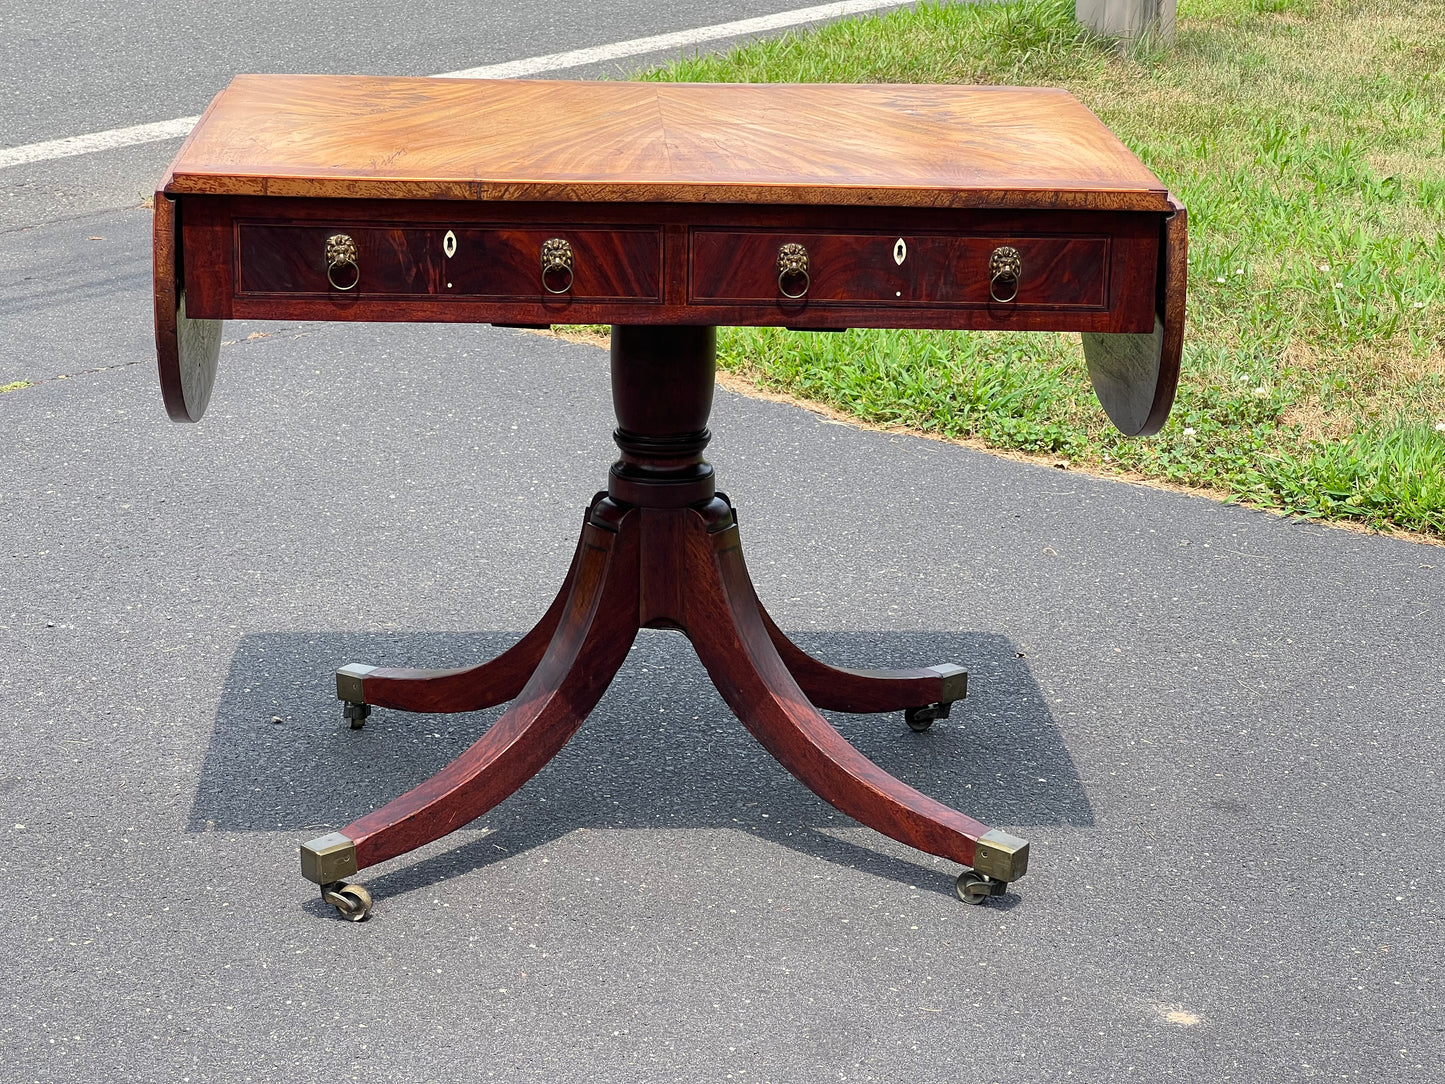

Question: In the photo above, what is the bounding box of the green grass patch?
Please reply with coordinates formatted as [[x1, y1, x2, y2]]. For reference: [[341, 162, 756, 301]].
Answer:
[[1, 380, 32, 393], [635, 0, 1445, 537]]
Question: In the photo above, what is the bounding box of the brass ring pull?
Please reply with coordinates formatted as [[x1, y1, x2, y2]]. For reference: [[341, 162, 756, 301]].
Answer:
[[777, 242, 810, 299], [325, 234, 359, 291], [541, 238, 574, 294], [989, 245, 1022, 303]]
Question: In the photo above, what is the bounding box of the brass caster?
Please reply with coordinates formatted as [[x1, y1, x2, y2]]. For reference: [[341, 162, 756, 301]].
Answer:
[[955, 870, 1006, 905], [343, 701, 371, 730], [337, 664, 376, 729], [905, 701, 951, 732], [321, 881, 373, 921]]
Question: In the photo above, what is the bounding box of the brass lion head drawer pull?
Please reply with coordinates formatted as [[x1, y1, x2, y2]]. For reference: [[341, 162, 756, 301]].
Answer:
[[541, 238, 574, 294], [325, 234, 359, 291], [777, 242, 810, 299], [989, 245, 1022, 303]]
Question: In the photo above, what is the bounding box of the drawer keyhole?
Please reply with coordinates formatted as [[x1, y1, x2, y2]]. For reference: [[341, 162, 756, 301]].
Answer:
[[443, 230, 457, 258]]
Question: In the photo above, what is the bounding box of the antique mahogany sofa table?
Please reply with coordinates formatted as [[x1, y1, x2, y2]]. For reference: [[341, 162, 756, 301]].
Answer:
[[154, 75, 1186, 921]]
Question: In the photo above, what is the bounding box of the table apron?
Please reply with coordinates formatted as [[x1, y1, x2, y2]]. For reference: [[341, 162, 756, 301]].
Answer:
[[180, 196, 1163, 334]]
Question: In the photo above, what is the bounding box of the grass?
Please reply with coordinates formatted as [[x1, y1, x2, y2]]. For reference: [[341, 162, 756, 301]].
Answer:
[[628, 0, 1445, 537], [1, 380, 32, 393]]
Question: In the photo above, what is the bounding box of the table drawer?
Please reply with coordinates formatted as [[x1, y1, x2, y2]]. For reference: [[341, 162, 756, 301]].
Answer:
[[236, 223, 662, 301], [689, 229, 1110, 309]]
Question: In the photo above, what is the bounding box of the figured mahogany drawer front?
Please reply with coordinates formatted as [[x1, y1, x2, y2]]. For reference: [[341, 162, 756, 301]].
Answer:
[[236, 224, 662, 301], [689, 229, 1109, 309]]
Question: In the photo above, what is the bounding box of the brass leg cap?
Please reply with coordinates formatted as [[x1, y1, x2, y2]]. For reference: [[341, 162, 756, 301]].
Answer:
[[973, 828, 1029, 883], [336, 663, 377, 704], [300, 831, 358, 885], [926, 663, 969, 703]]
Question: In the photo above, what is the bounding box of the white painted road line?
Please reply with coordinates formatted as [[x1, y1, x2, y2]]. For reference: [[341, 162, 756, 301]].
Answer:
[[0, 1, 908, 172], [0, 116, 203, 171]]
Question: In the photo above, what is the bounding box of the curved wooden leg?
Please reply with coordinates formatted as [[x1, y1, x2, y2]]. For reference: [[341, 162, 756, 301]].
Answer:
[[336, 515, 588, 715], [310, 515, 640, 876], [757, 605, 968, 717], [680, 514, 1027, 882]]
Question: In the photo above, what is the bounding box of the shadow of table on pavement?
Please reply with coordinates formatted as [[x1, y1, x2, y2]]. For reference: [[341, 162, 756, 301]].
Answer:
[[189, 627, 1093, 903]]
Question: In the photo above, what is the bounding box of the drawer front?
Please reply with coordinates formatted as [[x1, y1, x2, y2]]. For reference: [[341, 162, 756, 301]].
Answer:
[[236, 223, 662, 301], [689, 229, 1109, 309]]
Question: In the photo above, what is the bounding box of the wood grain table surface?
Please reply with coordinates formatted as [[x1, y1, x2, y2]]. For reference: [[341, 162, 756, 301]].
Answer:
[[161, 75, 1170, 211]]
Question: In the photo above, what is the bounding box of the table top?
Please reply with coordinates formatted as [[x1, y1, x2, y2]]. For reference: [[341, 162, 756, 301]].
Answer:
[[162, 75, 1170, 212]]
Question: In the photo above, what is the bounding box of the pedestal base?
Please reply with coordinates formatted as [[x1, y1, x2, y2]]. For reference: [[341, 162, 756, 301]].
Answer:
[[301, 326, 1028, 919]]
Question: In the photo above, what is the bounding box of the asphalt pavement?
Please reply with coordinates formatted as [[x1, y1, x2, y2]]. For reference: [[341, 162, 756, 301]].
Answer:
[[1, 0, 903, 229], [2, 4, 1443, 1082]]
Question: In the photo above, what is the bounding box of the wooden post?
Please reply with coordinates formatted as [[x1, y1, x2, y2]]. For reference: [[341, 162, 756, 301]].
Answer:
[[1076, 0, 1176, 43]]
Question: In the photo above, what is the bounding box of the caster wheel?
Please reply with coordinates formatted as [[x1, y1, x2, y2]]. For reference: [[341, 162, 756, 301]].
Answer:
[[905, 701, 951, 732], [955, 870, 999, 905], [905, 707, 935, 732], [322, 881, 373, 921], [343, 701, 371, 730]]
